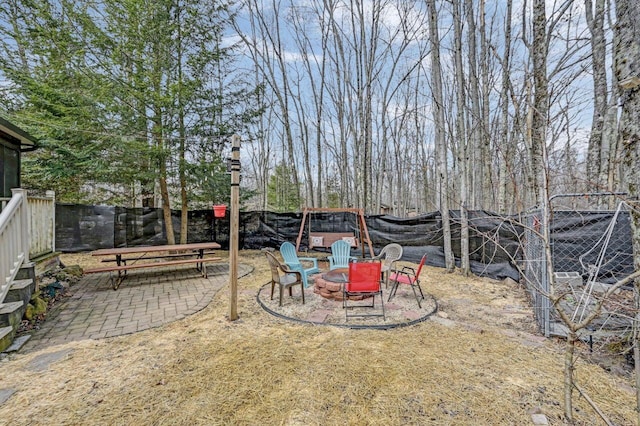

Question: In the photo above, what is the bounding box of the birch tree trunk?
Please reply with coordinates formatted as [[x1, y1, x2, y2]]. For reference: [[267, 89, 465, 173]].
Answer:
[[464, 0, 482, 209], [497, 0, 513, 214], [604, 70, 620, 205], [427, 0, 454, 271], [614, 0, 640, 420], [478, 0, 493, 209], [453, 0, 470, 276], [585, 0, 609, 194], [531, 0, 548, 209], [605, 18, 621, 206], [531, 0, 582, 417]]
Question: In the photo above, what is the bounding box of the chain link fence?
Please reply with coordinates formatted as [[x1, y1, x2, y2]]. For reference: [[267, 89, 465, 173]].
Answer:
[[521, 193, 634, 347], [521, 209, 551, 335]]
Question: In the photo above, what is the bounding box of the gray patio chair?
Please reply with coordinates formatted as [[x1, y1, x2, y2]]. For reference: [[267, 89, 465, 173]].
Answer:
[[373, 243, 403, 288]]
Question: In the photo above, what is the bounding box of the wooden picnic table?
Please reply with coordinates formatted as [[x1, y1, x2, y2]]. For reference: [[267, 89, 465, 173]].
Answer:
[[86, 242, 222, 290]]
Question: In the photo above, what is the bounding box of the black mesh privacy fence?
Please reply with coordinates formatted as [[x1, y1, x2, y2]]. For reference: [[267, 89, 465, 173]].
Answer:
[[55, 204, 634, 287]]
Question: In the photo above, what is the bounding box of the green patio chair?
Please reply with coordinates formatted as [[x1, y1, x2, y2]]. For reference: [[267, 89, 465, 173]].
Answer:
[[328, 240, 357, 270], [279, 242, 320, 288]]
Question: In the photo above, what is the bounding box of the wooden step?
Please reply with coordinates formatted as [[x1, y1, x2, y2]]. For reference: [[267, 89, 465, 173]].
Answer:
[[10, 279, 32, 290], [0, 326, 14, 353], [5, 279, 35, 308], [4, 334, 30, 353], [0, 301, 24, 330]]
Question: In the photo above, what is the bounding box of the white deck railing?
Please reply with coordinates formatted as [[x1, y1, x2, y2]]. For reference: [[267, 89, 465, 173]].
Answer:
[[0, 189, 29, 305], [27, 190, 56, 258], [0, 190, 56, 260]]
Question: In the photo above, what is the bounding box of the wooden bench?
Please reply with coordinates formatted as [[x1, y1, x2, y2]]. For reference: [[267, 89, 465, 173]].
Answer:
[[86, 242, 222, 290], [309, 232, 358, 249]]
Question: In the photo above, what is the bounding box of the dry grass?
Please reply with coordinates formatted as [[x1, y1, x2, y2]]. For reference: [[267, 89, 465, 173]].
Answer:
[[0, 250, 636, 425]]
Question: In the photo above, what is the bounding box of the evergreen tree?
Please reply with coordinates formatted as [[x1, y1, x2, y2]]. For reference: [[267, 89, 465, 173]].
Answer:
[[267, 163, 301, 212], [0, 0, 262, 241]]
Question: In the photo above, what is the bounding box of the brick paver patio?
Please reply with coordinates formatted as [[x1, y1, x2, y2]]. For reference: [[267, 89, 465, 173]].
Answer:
[[19, 263, 252, 353]]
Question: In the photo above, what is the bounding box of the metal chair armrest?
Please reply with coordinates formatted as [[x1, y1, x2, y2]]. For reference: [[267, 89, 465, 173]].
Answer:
[[401, 265, 416, 275], [390, 266, 418, 283]]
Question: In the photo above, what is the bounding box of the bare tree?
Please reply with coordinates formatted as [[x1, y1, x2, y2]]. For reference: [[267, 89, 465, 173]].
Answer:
[[288, 2, 330, 207], [426, 0, 454, 271], [451, 0, 470, 275], [614, 0, 640, 421], [234, 0, 302, 209], [585, 0, 610, 194], [530, 0, 548, 210], [496, 0, 513, 214]]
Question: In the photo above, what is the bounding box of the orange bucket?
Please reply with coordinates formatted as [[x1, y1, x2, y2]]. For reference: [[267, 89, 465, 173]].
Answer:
[[213, 204, 226, 218]]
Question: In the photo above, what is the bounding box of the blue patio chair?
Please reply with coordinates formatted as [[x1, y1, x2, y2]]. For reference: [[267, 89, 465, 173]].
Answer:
[[279, 242, 320, 288], [328, 240, 356, 270]]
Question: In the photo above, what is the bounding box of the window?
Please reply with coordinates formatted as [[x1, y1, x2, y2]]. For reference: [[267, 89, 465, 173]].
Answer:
[[1, 138, 20, 198]]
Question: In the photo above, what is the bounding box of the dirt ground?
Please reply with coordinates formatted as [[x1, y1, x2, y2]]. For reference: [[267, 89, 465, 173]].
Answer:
[[0, 250, 636, 425]]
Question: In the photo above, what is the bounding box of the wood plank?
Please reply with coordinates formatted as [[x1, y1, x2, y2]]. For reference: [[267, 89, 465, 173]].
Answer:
[[91, 242, 221, 257], [100, 251, 219, 263], [84, 257, 222, 274]]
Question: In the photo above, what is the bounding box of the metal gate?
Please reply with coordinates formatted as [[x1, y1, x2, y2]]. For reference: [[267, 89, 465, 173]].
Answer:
[[521, 193, 634, 339]]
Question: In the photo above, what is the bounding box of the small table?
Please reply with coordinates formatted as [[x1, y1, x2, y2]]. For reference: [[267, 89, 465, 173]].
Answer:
[[322, 268, 349, 283], [314, 268, 349, 300]]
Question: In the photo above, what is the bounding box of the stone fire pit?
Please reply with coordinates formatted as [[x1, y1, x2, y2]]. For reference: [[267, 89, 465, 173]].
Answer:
[[313, 268, 367, 301]]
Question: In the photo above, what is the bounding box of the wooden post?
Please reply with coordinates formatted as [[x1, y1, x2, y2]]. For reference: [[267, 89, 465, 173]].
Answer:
[[12, 188, 29, 263], [46, 190, 56, 253], [228, 134, 240, 321]]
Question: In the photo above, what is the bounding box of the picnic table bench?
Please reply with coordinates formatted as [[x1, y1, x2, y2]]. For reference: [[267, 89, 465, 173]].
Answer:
[[85, 242, 222, 290]]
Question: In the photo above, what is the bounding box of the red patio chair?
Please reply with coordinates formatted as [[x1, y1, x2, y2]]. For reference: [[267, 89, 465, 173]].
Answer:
[[343, 260, 385, 320], [387, 254, 426, 308]]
